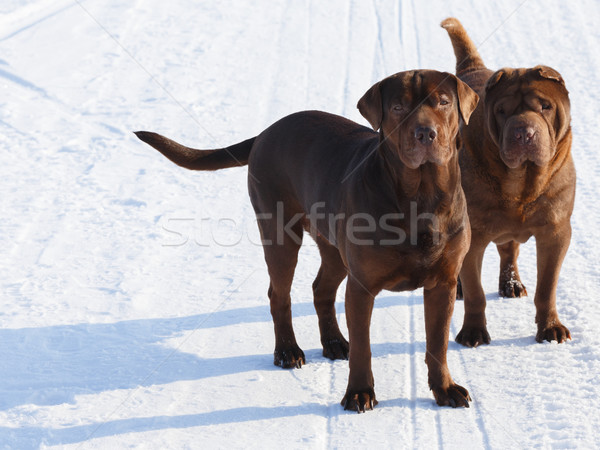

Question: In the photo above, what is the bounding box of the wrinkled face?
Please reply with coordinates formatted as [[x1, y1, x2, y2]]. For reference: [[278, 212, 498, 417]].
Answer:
[[485, 66, 571, 168], [358, 70, 479, 169]]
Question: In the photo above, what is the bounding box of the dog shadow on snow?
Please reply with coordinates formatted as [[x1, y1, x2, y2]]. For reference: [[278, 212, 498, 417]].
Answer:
[[0, 290, 516, 446]]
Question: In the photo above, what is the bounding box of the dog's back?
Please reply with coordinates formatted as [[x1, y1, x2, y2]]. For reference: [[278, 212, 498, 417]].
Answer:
[[249, 111, 378, 194]]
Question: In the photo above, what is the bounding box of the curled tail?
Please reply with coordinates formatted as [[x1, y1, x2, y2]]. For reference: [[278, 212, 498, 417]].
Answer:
[[441, 18, 486, 74], [134, 131, 255, 170]]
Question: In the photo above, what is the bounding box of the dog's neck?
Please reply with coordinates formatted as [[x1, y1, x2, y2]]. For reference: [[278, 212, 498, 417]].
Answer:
[[377, 140, 460, 205]]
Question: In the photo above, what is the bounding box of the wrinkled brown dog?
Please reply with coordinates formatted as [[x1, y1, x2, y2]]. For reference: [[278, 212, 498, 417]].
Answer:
[[135, 69, 479, 411], [441, 18, 575, 346]]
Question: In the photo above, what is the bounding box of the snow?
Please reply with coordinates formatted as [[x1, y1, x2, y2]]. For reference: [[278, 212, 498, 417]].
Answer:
[[1, 0, 599, 448]]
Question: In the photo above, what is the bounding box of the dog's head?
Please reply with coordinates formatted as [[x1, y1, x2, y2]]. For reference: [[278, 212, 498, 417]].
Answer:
[[484, 65, 571, 168], [357, 70, 478, 169]]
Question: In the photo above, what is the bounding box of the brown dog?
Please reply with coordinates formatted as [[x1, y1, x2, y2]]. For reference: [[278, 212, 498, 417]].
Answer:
[[441, 18, 576, 346], [135, 69, 479, 411]]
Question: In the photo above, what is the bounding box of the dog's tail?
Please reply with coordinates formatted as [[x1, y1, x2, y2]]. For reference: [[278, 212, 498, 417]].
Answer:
[[134, 131, 255, 170], [441, 18, 486, 74]]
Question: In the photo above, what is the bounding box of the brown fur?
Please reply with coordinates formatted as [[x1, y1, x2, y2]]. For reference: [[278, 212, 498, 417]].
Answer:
[[441, 18, 576, 346], [135, 69, 479, 411]]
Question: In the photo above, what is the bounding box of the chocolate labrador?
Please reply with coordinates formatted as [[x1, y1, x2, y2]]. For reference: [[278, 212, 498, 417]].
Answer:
[[135, 69, 479, 411], [441, 18, 575, 346]]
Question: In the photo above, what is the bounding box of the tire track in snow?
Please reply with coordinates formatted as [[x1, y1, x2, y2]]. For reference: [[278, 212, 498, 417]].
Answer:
[[259, 4, 287, 126], [0, 0, 74, 42], [561, 1, 600, 295], [404, 0, 509, 445], [440, 2, 577, 446], [397, 2, 435, 444], [57, 0, 149, 306], [408, 295, 419, 445], [1, 0, 156, 329], [396, 3, 422, 443], [1, 0, 142, 309], [304, 0, 311, 108], [0, 66, 50, 98], [397, 0, 419, 71], [396, 0, 405, 65], [340, 0, 353, 116], [0, 105, 83, 328], [534, 352, 573, 445], [449, 320, 493, 448], [370, 0, 386, 86], [98, 0, 280, 419], [307, 0, 342, 441], [325, 359, 336, 449], [410, 0, 423, 69], [251, 2, 337, 442], [371, 0, 403, 82], [78, 0, 146, 134], [325, 2, 353, 440]]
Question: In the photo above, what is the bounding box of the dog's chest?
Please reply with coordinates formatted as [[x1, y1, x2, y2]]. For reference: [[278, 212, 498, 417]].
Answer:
[[472, 192, 568, 241], [378, 240, 448, 292]]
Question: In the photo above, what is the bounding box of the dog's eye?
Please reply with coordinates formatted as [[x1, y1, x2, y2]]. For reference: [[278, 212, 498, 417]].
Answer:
[[497, 106, 505, 115], [439, 99, 449, 106], [392, 105, 405, 113], [541, 103, 552, 111]]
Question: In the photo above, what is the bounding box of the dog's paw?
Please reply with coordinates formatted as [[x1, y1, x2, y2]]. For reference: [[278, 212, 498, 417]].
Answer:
[[322, 337, 349, 360], [341, 388, 378, 413], [499, 278, 528, 298], [536, 323, 571, 344], [455, 325, 491, 347], [274, 345, 306, 369], [431, 383, 471, 408]]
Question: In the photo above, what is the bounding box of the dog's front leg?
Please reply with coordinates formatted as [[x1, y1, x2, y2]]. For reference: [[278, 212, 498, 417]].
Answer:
[[424, 282, 471, 408], [341, 277, 378, 413], [533, 222, 572, 343]]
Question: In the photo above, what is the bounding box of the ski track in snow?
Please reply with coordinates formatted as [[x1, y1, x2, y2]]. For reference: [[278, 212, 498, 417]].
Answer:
[[0, 0, 599, 448]]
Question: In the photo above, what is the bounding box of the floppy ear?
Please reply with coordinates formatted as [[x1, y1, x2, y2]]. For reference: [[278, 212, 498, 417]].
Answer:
[[534, 65, 571, 141], [450, 74, 479, 125], [483, 70, 509, 149], [534, 65, 568, 90], [357, 81, 383, 130], [485, 69, 509, 94]]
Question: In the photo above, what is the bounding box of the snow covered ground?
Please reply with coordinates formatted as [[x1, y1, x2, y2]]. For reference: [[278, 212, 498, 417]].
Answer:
[[1, 0, 599, 448]]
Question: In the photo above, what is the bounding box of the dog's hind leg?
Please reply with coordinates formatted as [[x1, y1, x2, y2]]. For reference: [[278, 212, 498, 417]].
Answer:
[[255, 207, 305, 369], [313, 235, 349, 360], [497, 241, 528, 298], [456, 240, 491, 347]]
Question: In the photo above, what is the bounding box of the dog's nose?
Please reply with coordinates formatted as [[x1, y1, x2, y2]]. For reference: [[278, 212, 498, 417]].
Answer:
[[415, 126, 437, 144], [513, 126, 535, 145]]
